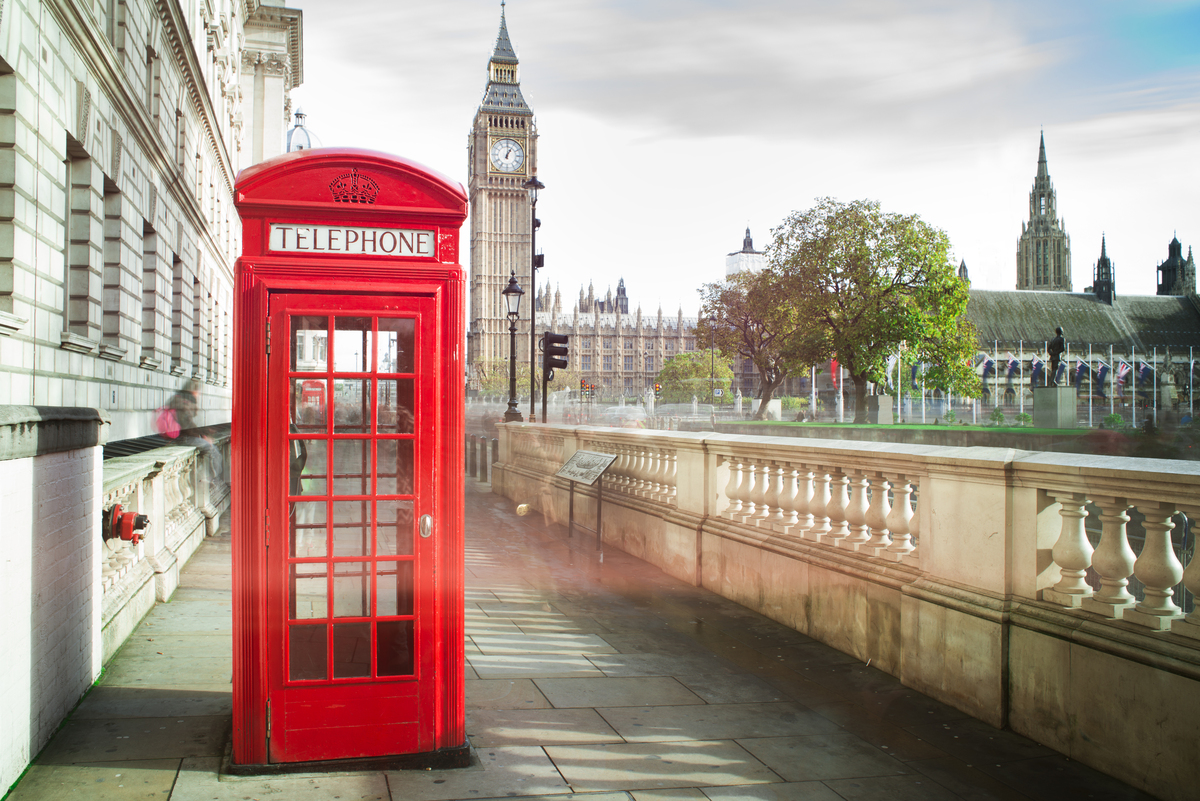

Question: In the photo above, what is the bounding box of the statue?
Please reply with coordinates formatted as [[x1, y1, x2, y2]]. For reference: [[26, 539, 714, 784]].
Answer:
[[1048, 327, 1065, 386]]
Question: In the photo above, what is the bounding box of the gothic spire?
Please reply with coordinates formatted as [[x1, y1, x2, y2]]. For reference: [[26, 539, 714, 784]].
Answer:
[[1037, 130, 1048, 179], [480, 4, 531, 114], [492, 3, 518, 64], [1101, 233, 1107, 259]]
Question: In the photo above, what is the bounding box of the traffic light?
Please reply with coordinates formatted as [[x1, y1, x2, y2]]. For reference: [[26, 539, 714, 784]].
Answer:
[[544, 332, 569, 373], [654, 382, 662, 399]]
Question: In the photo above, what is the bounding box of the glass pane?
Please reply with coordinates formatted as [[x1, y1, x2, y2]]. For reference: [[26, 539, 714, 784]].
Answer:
[[377, 561, 414, 616], [289, 624, 327, 681], [378, 318, 415, 373], [333, 562, 370, 618], [291, 316, 328, 372], [376, 439, 413, 496], [290, 439, 327, 496], [376, 380, 414, 434], [332, 440, 370, 495], [333, 622, 371, 679], [333, 380, 370, 433], [334, 317, 372, 372], [290, 563, 328, 619], [377, 620, 414, 677], [291, 379, 327, 432], [331, 500, 371, 557], [290, 501, 327, 558], [376, 500, 413, 556]]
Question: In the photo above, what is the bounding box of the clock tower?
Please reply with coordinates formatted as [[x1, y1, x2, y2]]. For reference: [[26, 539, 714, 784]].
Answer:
[[467, 5, 537, 376]]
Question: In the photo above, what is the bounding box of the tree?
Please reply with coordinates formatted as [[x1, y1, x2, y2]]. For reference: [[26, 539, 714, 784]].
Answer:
[[657, 350, 733, 405], [472, 361, 579, 399], [769, 198, 979, 423], [698, 271, 813, 420]]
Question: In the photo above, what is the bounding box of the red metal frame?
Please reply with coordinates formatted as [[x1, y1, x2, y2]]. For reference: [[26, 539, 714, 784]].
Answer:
[[232, 149, 466, 766]]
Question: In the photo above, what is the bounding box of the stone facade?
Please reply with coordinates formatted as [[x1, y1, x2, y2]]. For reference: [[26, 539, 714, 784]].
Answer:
[[467, 8, 537, 373], [1156, 235, 1196, 296], [0, 0, 300, 440], [1016, 132, 1072, 291], [725, 227, 765, 277]]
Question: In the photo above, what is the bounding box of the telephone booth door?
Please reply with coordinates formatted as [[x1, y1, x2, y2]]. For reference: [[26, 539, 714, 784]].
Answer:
[[267, 293, 437, 762]]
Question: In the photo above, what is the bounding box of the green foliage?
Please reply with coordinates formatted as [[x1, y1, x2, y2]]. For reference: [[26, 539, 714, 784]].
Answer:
[[1015, 412, 1033, 427], [988, 406, 1006, 426], [698, 271, 797, 420], [768, 198, 980, 423], [942, 409, 957, 424], [472, 361, 579, 398], [657, 349, 733, 404], [1103, 412, 1126, 430]]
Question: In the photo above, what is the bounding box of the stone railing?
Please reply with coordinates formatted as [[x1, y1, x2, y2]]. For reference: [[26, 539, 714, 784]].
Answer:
[[100, 432, 231, 661], [491, 423, 1200, 801]]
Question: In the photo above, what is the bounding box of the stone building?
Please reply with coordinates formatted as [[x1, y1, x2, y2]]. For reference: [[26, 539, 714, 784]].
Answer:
[[725, 227, 765, 277], [0, 0, 302, 440], [1157, 235, 1196, 297], [466, 7, 538, 375], [1016, 132, 1072, 291]]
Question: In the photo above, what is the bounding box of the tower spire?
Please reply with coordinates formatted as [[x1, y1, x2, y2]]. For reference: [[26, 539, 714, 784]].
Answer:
[[1037, 130, 1048, 179]]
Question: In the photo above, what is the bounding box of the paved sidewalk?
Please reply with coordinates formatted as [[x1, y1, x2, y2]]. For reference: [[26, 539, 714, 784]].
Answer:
[[7, 483, 1157, 800]]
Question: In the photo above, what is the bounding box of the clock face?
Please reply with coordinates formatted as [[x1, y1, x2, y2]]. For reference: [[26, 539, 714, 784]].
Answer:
[[489, 138, 525, 173]]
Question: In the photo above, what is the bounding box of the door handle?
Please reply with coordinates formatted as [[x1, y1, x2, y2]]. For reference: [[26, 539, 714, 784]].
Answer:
[[419, 514, 433, 538]]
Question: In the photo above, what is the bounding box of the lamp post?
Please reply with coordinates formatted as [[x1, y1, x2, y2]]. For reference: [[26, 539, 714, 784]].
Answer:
[[523, 176, 544, 421], [502, 272, 524, 423], [709, 316, 715, 405]]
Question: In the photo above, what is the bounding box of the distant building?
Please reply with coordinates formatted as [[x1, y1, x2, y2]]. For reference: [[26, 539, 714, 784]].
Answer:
[[726, 227, 765, 277], [1016, 133, 1072, 292], [286, 108, 321, 152], [1156, 235, 1196, 297], [1092, 236, 1115, 305]]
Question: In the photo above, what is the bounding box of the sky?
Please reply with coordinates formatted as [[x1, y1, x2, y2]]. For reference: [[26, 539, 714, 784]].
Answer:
[[286, 0, 1200, 315]]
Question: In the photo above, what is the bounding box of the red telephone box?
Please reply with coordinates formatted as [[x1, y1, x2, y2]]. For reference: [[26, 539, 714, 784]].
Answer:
[[231, 149, 467, 768]]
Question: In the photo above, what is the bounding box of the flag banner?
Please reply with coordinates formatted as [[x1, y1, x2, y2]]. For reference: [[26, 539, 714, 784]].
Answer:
[[911, 363, 920, 390], [1137, 362, 1153, 387], [830, 358, 839, 388], [981, 358, 995, 379], [1005, 356, 1019, 388], [1074, 359, 1086, 391], [1031, 356, 1044, 385], [1117, 362, 1131, 397], [886, 354, 898, 392], [1096, 362, 1110, 399], [1054, 361, 1067, 385]]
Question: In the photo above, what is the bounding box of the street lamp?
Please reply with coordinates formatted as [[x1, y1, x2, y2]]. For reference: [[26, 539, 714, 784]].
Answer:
[[523, 175, 545, 421], [503, 272, 524, 423], [709, 316, 716, 405]]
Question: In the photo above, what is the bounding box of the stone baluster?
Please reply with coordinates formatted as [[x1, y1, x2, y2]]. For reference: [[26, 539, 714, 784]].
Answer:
[[806, 468, 831, 542], [724, 458, 745, 519], [636, 447, 652, 494], [1172, 504, 1200, 639], [864, 473, 893, 556], [1081, 496, 1136, 619], [618, 445, 634, 489], [825, 470, 850, 547], [762, 463, 786, 527], [745, 461, 767, 523], [663, 451, 678, 504], [842, 471, 871, 550], [1124, 501, 1184, 630], [1041, 492, 1093, 607], [885, 477, 915, 561], [793, 465, 815, 535], [773, 465, 799, 534], [651, 448, 669, 500]]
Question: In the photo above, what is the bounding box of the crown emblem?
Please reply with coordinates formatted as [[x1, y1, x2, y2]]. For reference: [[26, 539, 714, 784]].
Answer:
[[329, 169, 380, 204]]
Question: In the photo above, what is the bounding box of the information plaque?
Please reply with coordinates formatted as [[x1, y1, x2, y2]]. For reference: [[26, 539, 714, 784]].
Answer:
[[555, 450, 617, 486]]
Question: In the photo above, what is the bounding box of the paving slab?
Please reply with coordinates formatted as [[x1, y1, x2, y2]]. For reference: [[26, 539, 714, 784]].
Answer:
[[534, 677, 705, 708], [4, 758, 182, 801], [824, 774, 964, 801], [598, 702, 841, 743], [72, 685, 233, 719], [587, 653, 740, 678], [810, 701, 949, 762], [736, 733, 907, 783], [701, 783, 845, 800], [904, 718, 1057, 765], [470, 632, 618, 655], [975, 754, 1161, 801], [675, 674, 786, 704], [384, 745, 570, 800], [468, 654, 605, 679], [467, 707, 623, 746], [118, 634, 232, 658], [543, 740, 782, 792], [36, 715, 228, 763], [632, 790, 709, 800], [467, 678, 552, 710], [172, 757, 389, 801], [101, 656, 231, 687], [906, 757, 1036, 801]]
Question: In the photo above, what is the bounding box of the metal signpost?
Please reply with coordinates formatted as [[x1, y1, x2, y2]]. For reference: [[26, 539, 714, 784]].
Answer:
[[555, 450, 618, 560]]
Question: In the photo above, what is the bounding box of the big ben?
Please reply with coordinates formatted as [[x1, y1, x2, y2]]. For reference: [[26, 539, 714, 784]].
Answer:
[[467, 5, 537, 378]]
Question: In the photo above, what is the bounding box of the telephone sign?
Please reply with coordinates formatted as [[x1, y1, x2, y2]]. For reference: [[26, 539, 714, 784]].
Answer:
[[231, 149, 468, 769]]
